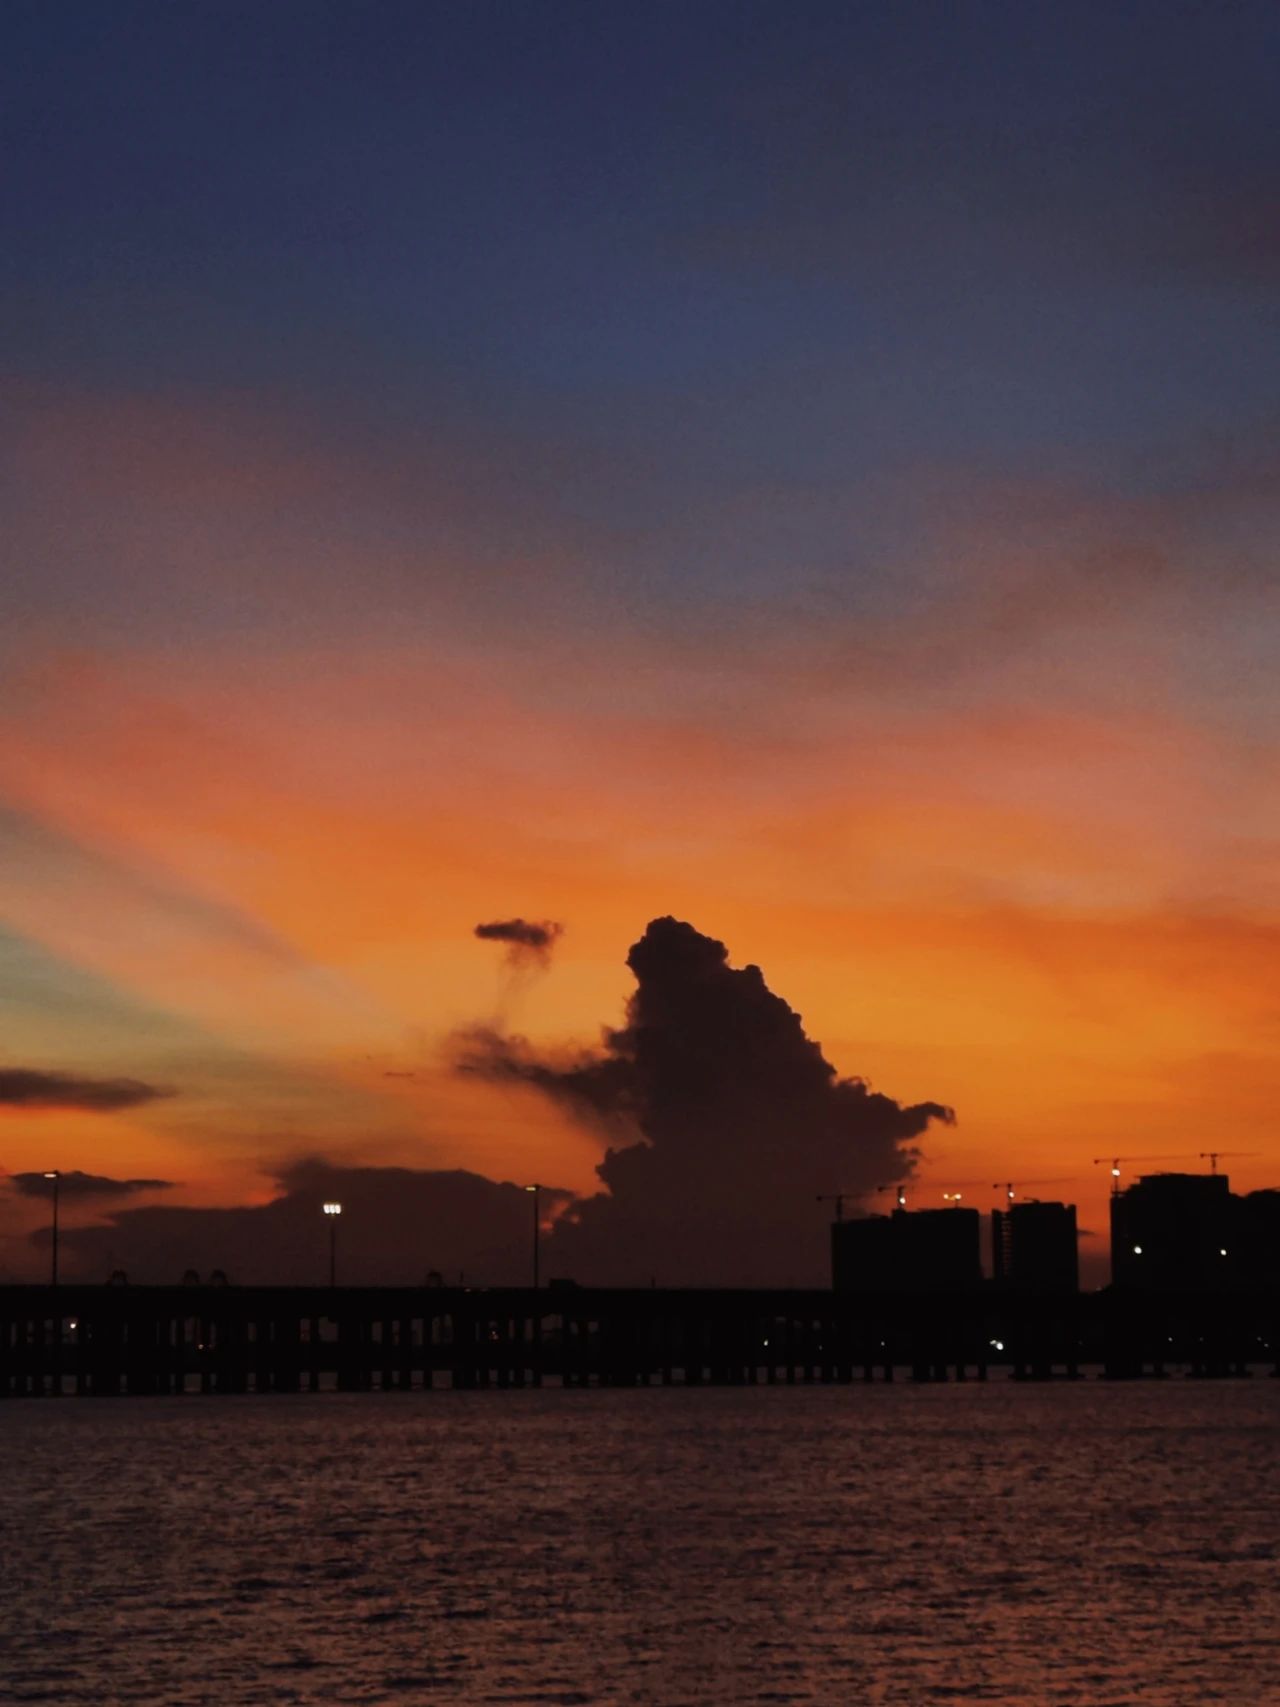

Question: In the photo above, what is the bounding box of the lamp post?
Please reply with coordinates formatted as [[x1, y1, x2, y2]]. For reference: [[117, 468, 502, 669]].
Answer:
[[525, 1183, 541, 1290], [43, 1170, 60, 1286], [323, 1201, 342, 1285]]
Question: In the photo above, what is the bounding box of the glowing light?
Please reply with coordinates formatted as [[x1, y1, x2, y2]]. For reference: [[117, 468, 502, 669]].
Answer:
[[1133, 1244, 1143, 1254], [1219, 1248, 1228, 1257], [323, 1201, 342, 1217]]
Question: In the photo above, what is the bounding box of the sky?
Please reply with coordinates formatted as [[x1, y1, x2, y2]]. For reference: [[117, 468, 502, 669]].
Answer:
[[2, 1, 1279, 1285]]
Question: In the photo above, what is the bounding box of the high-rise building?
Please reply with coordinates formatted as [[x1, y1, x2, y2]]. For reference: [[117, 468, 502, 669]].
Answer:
[[992, 1200, 1078, 1294], [832, 1207, 982, 1294], [1110, 1173, 1235, 1291], [1236, 1190, 1280, 1288]]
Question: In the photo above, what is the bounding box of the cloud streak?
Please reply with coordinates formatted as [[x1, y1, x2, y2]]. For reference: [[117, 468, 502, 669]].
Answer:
[[0, 1067, 171, 1111], [0, 801, 306, 971]]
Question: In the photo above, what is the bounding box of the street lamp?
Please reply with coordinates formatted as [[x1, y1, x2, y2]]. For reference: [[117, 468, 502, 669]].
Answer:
[[525, 1184, 540, 1290], [43, 1171, 60, 1286], [323, 1201, 342, 1285]]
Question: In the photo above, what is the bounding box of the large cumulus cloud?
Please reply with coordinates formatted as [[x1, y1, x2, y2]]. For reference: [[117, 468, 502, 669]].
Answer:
[[459, 916, 954, 1283]]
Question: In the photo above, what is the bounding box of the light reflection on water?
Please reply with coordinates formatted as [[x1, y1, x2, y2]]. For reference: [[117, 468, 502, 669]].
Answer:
[[2, 1383, 1277, 1704]]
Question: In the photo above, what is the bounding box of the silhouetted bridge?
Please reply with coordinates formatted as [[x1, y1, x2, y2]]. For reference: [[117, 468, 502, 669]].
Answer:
[[1, 1284, 1276, 1396]]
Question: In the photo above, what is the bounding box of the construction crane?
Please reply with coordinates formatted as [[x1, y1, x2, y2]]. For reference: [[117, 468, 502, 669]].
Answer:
[[992, 1178, 1073, 1203], [1199, 1151, 1259, 1175], [870, 1178, 1067, 1213], [882, 1179, 1008, 1209], [924, 1179, 1005, 1203], [1092, 1155, 1190, 1195]]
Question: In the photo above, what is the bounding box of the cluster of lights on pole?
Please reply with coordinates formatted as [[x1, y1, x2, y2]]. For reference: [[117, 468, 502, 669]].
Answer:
[[312, 1190, 547, 1288], [323, 1201, 342, 1286]]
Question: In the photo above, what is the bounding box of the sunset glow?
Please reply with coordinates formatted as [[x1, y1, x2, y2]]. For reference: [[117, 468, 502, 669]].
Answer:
[[3, 5, 1278, 1285]]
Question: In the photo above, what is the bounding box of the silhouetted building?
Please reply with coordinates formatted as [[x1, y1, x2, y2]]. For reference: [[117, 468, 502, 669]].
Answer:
[[992, 1201, 1078, 1295], [1110, 1173, 1234, 1291], [1236, 1190, 1280, 1289], [832, 1207, 982, 1294]]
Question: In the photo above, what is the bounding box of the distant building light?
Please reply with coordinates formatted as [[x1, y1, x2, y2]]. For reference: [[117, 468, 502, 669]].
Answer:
[[322, 1202, 342, 1217], [1133, 1244, 1143, 1255], [1219, 1248, 1228, 1257]]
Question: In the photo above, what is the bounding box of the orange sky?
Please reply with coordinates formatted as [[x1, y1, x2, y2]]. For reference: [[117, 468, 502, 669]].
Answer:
[[6, 1, 1280, 1284], [2, 394, 1278, 1283]]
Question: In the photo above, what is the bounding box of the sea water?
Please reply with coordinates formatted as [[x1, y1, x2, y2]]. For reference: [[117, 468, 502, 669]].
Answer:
[[1, 1382, 1276, 1704]]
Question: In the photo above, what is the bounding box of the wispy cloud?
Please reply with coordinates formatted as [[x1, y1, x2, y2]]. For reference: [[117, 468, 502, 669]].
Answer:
[[0, 800, 303, 970]]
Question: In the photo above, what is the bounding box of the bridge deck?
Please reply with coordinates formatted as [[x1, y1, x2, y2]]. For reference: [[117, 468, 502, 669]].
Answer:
[[1, 1284, 1275, 1396]]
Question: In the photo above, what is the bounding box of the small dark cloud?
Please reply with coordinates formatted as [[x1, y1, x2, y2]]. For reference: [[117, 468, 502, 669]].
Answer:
[[459, 916, 955, 1284], [11, 1170, 174, 1201], [0, 1067, 171, 1111], [473, 918, 564, 969]]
